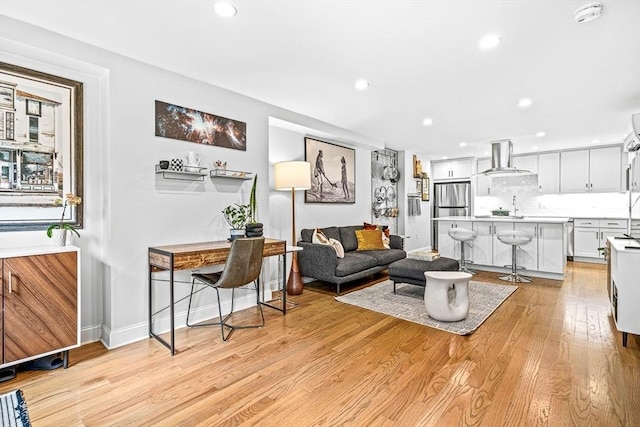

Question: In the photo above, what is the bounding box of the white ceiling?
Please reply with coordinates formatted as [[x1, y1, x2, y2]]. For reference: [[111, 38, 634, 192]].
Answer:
[[1, 0, 639, 159]]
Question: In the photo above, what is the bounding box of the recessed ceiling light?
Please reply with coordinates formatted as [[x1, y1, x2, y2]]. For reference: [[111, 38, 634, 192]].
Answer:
[[355, 79, 370, 90], [479, 35, 501, 50], [459, 142, 467, 147], [592, 139, 600, 144], [575, 3, 603, 24], [214, 2, 237, 17], [422, 118, 433, 126], [442, 156, 448, 160], [532, 146, 539, 150], [518, 98, 533, 108], [483, 151, 489, 156], [536, 131, 546, 137]]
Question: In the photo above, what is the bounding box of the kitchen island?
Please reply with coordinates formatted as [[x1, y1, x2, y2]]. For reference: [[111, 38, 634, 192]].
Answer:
[[434, 216, 570, 280]]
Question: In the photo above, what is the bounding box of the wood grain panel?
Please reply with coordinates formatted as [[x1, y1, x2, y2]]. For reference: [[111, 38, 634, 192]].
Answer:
[[1, 262, 638, 426], [149, 238, 286, 271], [3, 252, 77, 363]]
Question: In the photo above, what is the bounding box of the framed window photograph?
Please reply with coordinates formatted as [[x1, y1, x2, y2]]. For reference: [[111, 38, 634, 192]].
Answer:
[[0, 62, 83, 232], [305, 137, 355, 203]]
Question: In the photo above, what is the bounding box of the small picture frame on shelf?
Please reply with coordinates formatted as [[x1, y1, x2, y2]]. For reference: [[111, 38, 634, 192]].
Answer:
[[416, 179, 422, 194]]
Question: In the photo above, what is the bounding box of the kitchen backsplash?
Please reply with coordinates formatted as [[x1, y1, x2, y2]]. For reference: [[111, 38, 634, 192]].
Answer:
[[474, 174, 630, 218]]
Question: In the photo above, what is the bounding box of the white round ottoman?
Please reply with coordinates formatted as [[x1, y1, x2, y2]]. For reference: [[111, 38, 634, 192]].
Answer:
[[423, 271, 472, 322]]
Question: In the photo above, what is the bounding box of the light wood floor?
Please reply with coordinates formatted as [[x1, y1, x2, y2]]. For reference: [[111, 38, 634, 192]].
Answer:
[[2, 262, 639, 426]]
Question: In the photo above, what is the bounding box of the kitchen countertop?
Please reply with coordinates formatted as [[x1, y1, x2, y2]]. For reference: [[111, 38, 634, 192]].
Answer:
[[433, 216, 570, 224]]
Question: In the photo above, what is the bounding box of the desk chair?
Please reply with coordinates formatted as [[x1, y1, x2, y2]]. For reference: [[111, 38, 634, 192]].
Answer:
[[187, 237, 265, 341]]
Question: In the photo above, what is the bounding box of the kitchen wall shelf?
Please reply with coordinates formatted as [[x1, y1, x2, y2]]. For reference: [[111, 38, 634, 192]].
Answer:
[[210, 169, 253, 180], [155, 164, 207, 181]]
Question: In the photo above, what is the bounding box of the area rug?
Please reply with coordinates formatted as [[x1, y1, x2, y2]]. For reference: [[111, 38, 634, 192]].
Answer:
[[335, 280, 517, 335], [0, 389, 31, 427]]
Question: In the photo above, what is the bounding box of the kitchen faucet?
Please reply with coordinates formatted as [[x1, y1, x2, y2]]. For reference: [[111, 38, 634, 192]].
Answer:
[[512, 195, 518, 216]]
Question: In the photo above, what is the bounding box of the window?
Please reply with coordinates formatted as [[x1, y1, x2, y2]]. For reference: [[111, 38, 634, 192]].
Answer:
[[26, 99, 41, 116], [29, 116, 38, 142], [5, 112, 14, 140]]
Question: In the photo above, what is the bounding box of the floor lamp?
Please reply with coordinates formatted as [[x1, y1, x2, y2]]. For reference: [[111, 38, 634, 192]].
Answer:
[[275, 161, 311, 295]]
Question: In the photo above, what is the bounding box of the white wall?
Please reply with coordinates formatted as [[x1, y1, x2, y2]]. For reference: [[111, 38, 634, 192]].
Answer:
[[0, 16, 385, 349]]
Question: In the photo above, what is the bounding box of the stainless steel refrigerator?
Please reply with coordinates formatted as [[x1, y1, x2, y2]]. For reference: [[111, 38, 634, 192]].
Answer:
[[432, 181, 471, 249]]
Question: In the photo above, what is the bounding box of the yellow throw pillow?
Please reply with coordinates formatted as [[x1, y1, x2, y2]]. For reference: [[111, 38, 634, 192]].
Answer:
[[355, 229, 386, 251]]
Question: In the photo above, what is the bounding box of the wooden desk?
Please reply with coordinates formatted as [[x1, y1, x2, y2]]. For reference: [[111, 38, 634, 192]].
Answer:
[[148, 238, 287, 355]]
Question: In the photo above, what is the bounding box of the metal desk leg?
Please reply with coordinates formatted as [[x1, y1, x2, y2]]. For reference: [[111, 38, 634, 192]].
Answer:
[[169, 254, 175, 355]]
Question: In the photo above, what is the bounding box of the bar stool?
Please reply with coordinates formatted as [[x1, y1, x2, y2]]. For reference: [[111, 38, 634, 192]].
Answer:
[[424, 271, 472, 321], [448, 227, 478, 274], [496, 229, 533, 283]]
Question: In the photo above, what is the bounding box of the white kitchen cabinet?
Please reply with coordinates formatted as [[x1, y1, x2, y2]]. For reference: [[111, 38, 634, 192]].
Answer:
[[515, 223, 538, 271], [630, 155, 640, 192], [437, 220, 473, 263], [608, 237, 640, 347], [492, 222, 515, 268], [560, 146, 622, 193], [574, 218, 627, 261], [513, 154, 538, 174], [538, 223, 564, 273], [432, 158, 472, 180], [475, 158, 491, 196], [537, 152, 560, 194], [560, 149, 590, 193], [472, 221, 493, 265]]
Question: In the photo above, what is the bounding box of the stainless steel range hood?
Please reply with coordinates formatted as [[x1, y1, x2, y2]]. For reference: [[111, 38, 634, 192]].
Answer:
[[480, 139, 532, 175]]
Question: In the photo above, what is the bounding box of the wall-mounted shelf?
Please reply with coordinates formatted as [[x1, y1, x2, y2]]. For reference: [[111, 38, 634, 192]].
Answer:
[[210, 169, 253, 180], [155, 164, 207, 181]]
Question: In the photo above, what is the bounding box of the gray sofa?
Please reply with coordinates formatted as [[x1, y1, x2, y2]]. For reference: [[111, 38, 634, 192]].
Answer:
[[297, 225, 406, 294]]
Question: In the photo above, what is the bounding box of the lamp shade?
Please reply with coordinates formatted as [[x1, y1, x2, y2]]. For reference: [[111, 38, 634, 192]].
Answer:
[[274, 161, 311, 191]]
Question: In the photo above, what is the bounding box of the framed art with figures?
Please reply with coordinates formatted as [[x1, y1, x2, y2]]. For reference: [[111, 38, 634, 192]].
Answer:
[[305, 137, 355, 204]]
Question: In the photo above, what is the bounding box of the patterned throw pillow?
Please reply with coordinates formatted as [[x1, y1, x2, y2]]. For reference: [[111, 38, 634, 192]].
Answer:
[[329, 238, 345, 258], [355, 229, 386, 251], [313, 229, 344, 257], [312, 228, 330, 245]]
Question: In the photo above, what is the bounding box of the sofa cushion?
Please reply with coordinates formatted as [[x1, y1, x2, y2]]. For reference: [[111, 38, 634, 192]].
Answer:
[[335, 252, 378, 277], [355, 229, 386, 251], [388, 257, 460, 282], [338, 225, 363, 252], [360, 248, 406, 266]]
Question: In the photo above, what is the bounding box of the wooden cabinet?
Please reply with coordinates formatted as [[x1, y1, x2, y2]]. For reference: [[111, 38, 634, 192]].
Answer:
[[560, 146, 622, 193], [432, 158, 472, 180], [1, 248, 80, 368]]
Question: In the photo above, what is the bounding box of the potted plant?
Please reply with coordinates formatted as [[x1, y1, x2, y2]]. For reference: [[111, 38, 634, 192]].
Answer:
[[245, 175, 263, 237], [46, 193, 82, 246], [222, 203, 250, 240]]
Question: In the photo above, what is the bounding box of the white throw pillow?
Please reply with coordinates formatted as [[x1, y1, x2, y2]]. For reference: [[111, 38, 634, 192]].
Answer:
[[312, 228, 330, 245], [329, 238, 345, 258]]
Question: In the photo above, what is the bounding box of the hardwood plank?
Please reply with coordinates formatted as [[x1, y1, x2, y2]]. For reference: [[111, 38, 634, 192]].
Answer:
[[1, 262, 639, 426]]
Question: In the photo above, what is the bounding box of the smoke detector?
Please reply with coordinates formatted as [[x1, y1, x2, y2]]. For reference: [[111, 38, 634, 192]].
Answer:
[[575, 3, 603, 23]]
